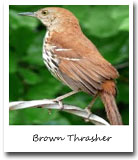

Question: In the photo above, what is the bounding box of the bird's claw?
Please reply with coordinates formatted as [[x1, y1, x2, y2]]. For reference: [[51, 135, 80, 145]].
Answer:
[[84, 107, 92, 122], [52, 98, 64, 110]]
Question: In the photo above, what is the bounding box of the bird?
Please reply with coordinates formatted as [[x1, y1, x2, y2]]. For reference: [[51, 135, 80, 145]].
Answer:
[[19, 7, 122, 125]]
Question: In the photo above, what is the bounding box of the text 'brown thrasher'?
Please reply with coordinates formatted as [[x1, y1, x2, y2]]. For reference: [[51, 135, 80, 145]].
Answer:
[[19, 7, 122, 125]]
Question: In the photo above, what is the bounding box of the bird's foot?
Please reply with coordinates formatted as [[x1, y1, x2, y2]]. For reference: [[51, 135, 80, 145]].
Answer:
[[84, 107, 92, 122], [52, 98, 64, 110]]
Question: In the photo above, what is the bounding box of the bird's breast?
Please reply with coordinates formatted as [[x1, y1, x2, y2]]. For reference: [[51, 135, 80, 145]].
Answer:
[[42, 31, 60, 79]]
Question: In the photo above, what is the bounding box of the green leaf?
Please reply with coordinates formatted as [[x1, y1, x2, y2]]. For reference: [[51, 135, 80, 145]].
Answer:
[[9, 52, 18, 73], [121, 107, 129, 125], [82, 5, 129, 38], [45, 117, 71, 125], [9, 108, 59, 125], [22, 31, 45, 66], [9, 74, 24, 101], [117, 82, 129, 104], [18, 68, 41, 85], [10, 27, 36, 56], [25, 75, 62, 100], [111, 5, 129, 32], [119, 17, 129, 31]]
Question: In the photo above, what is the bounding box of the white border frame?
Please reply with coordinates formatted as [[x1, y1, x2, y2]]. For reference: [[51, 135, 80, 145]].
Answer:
[[4, 0, 133, 152]]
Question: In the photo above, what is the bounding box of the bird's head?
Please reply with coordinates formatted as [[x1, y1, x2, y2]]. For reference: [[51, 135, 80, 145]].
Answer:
[[19, 7, 79, 30]]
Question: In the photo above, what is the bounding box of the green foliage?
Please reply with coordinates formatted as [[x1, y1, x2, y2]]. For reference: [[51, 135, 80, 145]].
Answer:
[[9, 5, 129, 125]]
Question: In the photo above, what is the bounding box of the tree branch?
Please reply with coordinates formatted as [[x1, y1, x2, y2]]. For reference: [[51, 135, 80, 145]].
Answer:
[[9, 99, 110, 125]]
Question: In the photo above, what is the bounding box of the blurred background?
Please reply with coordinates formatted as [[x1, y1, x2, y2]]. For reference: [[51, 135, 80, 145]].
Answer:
[[9, 5, 129, 125]]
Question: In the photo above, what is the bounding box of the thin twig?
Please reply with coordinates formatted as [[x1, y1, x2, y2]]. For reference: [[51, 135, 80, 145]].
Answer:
[[9, 99, 110, 125]]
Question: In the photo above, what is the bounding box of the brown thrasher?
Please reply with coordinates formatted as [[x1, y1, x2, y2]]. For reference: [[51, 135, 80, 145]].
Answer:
[[19, 7, 122, 125]]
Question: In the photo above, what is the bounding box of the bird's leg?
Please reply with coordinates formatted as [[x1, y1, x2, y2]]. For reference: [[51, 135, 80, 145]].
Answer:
[[86, 94, 99, 112], [84, 93, 99, 121], [53, 90, 79, 110]]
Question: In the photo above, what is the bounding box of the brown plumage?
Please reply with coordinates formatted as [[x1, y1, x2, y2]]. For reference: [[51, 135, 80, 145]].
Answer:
[[19, 7, 122, 125]]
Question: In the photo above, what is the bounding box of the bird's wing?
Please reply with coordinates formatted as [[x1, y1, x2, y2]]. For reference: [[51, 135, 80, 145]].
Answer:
[[48, 32, 119, 94], [52, 47, 118, 95]]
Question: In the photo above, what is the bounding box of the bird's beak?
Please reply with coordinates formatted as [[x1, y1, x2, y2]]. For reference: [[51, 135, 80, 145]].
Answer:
[[18, 12, 36, 17]]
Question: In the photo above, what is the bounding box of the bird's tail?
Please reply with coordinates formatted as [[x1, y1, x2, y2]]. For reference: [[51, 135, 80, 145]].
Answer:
[[100, 80, 122, 125]]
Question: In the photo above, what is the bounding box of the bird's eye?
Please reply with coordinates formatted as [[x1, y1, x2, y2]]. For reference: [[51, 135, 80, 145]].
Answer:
[[42, 10, 48, 15]]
